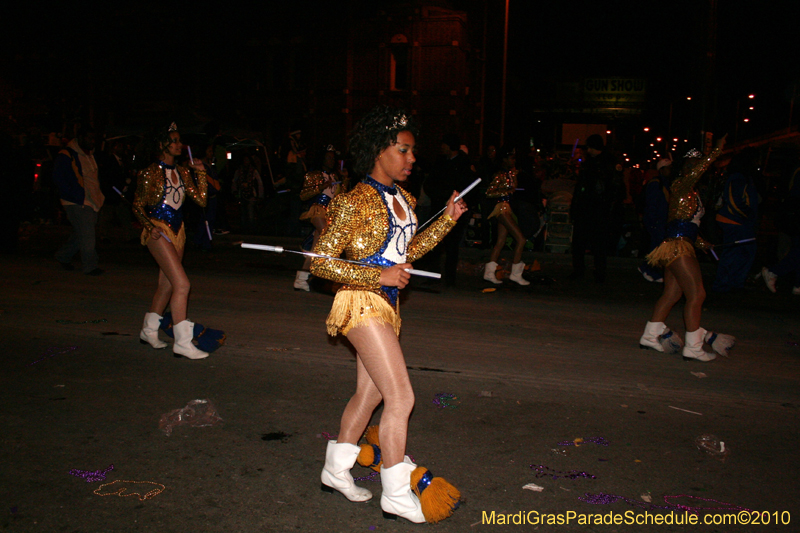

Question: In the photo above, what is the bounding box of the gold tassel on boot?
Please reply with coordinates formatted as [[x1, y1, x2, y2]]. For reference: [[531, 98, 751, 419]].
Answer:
[[410, 466, 461, 523], [357, 443, 382, 471], [356, 425, 382, 470]]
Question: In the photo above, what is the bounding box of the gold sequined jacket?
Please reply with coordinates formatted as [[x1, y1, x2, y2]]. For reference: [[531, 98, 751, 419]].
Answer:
[[666, 147, 722, 250], [132, 163, 208, 228], [299, 171, 330, 201], [310, 181, 456, 291], [486, 169, 518, 198]]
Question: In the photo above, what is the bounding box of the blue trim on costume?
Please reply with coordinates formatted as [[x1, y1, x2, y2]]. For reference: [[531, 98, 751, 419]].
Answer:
[[497, 195, 511, 204], [370, 445, 381, 467], [147, 168, 185, 233], [361, 176, 418, 306], [313, 193, 332, 207], [665, 219, 698, 242], [416, 470, 433, 494]]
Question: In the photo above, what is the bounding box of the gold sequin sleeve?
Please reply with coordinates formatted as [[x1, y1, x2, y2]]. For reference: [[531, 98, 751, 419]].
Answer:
[[310, 193, 382, 288], [669, 147, 721, 221], [407, 215, 456, 263], [132, 165, 160, 229], [486, 170, 516, 198], [300, 171, 327, 201], [181, 166, 208, 208]]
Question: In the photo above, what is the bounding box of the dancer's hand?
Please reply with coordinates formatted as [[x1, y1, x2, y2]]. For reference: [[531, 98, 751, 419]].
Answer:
[[188, 159, 206, 172], [444, 191, 468, 221], [381, 263, 412, 289], [149, 227, 162, 240]]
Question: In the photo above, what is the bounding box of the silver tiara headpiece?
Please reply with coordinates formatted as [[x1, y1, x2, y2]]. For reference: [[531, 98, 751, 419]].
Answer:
[[168, 122, 178, 132], [386, 114, 409, 130], [684, 148, 702, 158]]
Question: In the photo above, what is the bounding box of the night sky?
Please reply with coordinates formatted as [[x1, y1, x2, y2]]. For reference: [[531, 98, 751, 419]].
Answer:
[[3, 0, 796, 148]]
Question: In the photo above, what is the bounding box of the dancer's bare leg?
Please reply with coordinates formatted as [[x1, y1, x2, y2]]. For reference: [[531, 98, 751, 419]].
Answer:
[[301, 218, 326, 271], [337, 354, 383, 445], [497, 212, 526, 264], [341, 320, 414, 467], [489, 221, 509, 263], [147, 237, 190, 323], [650, 267, 683, 323], [667, 255, 705, 332]]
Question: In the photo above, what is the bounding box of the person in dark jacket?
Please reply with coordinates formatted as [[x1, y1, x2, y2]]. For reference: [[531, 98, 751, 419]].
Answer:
[[638, 156, 673, 282], [53, 127, 105, 274], [569, 134, 623, 283], [712, 148, 759, 292]]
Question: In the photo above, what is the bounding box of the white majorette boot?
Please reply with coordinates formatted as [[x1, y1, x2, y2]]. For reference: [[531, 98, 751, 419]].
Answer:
[[509, 262, 530, 286], [639, 321, 683, 354], [380, 457, 425, 523], [320, 440, 372, 502], [294, 270, 310, 292], [682, 328, 716, 362], [704, 331, 735, 357], [173, 320, 209, 359], [140, 312, 168, 349], [483, 261, 502, 284], [761, 267, 778, 293]]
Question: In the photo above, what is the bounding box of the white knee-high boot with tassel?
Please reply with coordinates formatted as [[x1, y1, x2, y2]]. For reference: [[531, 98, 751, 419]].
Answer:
[[509, 262, 530, 286], [380, 457, 425, 523], [320, 440, 372, 502], [140, 312, 168, 349], [483, 261, 502, 284], [682, 328, 716, 362], [173, 320, 209, 359]]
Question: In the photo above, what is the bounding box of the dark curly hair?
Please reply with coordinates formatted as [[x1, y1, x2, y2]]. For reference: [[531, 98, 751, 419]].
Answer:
[[347, 105, 420, 176], [148, 122, 178, 161]]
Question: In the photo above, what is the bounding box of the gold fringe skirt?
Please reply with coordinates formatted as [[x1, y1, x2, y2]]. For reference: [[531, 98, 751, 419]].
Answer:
[[326, 289, 401, 337], [141, 219, 186, 254], [646, 237, 695, 269], [487, 201, 512, 219], [300, 204, 327, 221]]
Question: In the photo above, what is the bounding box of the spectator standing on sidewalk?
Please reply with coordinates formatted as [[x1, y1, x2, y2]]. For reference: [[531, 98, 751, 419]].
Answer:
[[569, 134, 623, 283], [54, 126, 105, 275]]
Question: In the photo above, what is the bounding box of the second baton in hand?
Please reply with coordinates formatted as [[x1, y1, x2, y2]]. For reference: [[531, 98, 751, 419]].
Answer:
[[416, 177, 481, 231], [241, 243, 441, 279]]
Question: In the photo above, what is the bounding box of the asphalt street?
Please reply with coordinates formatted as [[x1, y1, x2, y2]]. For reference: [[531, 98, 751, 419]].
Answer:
[[1, 226, 798, 532]]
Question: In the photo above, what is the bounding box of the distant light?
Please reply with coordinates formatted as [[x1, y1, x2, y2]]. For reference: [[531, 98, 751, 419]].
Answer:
[[686, 96, 692, 101], [643, 127, 650, 132], [36, 163, 42, 167], [749, 106, 754, 110], [625, 158, 630, 162], [34, 174, 39, 180], [743, 118, 750, 122], [673, 138, 679, 142], [748, 94, 755, 99], [650, 143, 654, 147], [606, 130, 612, 135], [684, 139, 688, 143], [656, 137, 662, 142], [671, 148, 676, 151], [227, 152, 232, 160]]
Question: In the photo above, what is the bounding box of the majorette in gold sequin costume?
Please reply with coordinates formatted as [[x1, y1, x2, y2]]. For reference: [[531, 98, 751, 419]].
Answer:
[[646, 147, 721, 268], [485, 169, 518, 219], [310, 177, 455, 336], [299, 170, 341, 221], [132, 162, 207, 253]]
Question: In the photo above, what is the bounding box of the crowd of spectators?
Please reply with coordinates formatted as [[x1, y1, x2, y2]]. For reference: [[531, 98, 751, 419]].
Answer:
[[1, 121, 799, 293]]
